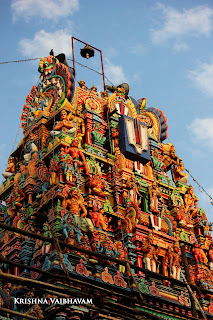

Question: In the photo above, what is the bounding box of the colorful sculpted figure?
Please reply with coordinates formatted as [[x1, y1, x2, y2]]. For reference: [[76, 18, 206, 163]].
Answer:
[[164, 246, 173, 277], [68, 104, 85, 147], [141, 234, 160, 273], [184, 186, 195, 214], [13, 185, 26, 207], [28, 151, 39, 177], [170, 243, 181, 280], [2, 157, 15, 179], [126, 174, 141, 205], [64, 155, 74, 182], [89, 172, 108, 197], [148, 180, 162, 213], [74, 224, 83, 243], [192, 243, 208, 264], [111, 127, 119, 149], [114, 241, 128, 273], [49, 158, 59, 185], [14, 164, 27, 185], [24, 132, 38, 162], [65, 138, 89, 175], [62, 187, 87, 217], [78, 79, 87, 90], [89, 207, 101, 228], [162, 144, 180, 172], [176, 205, 192, 227], [114, 147, 126, 171], [51, 109, 76, 136], [41, 223, 52, 255], [124, 206, 137, 232], [90, 85, 99, 96], [173, 161, 188, 184]]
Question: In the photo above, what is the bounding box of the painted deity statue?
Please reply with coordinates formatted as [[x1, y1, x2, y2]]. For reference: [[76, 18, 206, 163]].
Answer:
[[141, 234, 160, 273], [68, 104, 85, 147], [24, 132, 38, 162], [126, 174, 141, 205], [28, 151, 39, 177], [51, 109, 76, 136], [62, 187, 87, 218], [148, 180, 162, 213], [65, 138, 89, 175], [162, 144, 180, 172], [184, 186, 195, 214], [41, 223, 52, 255], [14, 164, 28, 186], [192, 243, 208, 265], [2, 157, 15, 178], [89, 172, 109, 197], [164, 246, 173, 277], [173, 161, 188, 184], [170, 243, 181, 280]]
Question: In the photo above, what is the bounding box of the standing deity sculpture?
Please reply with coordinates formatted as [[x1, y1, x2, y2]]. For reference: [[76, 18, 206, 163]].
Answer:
[[141, 234, 160, 273], [148, 180, 162, 213], [65, 138, 89, 175]]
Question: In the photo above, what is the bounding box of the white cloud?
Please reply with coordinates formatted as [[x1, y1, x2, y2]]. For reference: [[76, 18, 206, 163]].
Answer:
[[104, 58, 128, 85], [188, 62, 213, 96], [188, 118, 213, 149], [11, 0, 79, 22], [130, 43, 146, 55], [19, 30, 72, 57], [151, 4, 213, 45], [173, 42, 189, 52]]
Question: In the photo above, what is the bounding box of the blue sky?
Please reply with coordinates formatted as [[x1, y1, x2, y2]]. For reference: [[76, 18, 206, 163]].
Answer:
[[0, 0, 213, 219]]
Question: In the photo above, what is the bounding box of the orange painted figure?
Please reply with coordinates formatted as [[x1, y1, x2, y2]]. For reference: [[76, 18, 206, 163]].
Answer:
[[62, 187, 87, 217], [192, 243, 208, 265], [65, 138, 89, 175], [173, 161, 188, 184], [2, 157, 15, 178], [184, 186, 195, 214], [90, 172, 109, 197], [28, 152, 39, 177]]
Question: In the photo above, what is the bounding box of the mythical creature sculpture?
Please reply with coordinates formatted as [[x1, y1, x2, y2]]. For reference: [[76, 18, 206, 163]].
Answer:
[[62, 187, 87, 217]]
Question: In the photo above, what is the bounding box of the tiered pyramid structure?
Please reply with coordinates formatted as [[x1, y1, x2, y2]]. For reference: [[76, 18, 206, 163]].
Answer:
[[0, 52, 212, 320]]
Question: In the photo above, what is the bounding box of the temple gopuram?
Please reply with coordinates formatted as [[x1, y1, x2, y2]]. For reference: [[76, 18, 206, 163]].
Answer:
[[0, 44, 213, 320]]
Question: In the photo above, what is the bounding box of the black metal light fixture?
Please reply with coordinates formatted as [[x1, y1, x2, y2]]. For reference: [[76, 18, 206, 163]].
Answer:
[[80, 44, 95, 59]]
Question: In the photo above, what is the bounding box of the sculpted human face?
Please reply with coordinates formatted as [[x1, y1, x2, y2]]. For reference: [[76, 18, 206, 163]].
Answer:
[[61, 110, 67, 120], [72, 139, 78, 147], [170, 149, 176, 157], [189, 187, 193, 195], [72, 188, 78, 198], [32, 152, 38, 161]]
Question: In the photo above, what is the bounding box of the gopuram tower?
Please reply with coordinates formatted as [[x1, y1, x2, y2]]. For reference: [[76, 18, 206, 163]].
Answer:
[[0, 43, 212, 320]]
